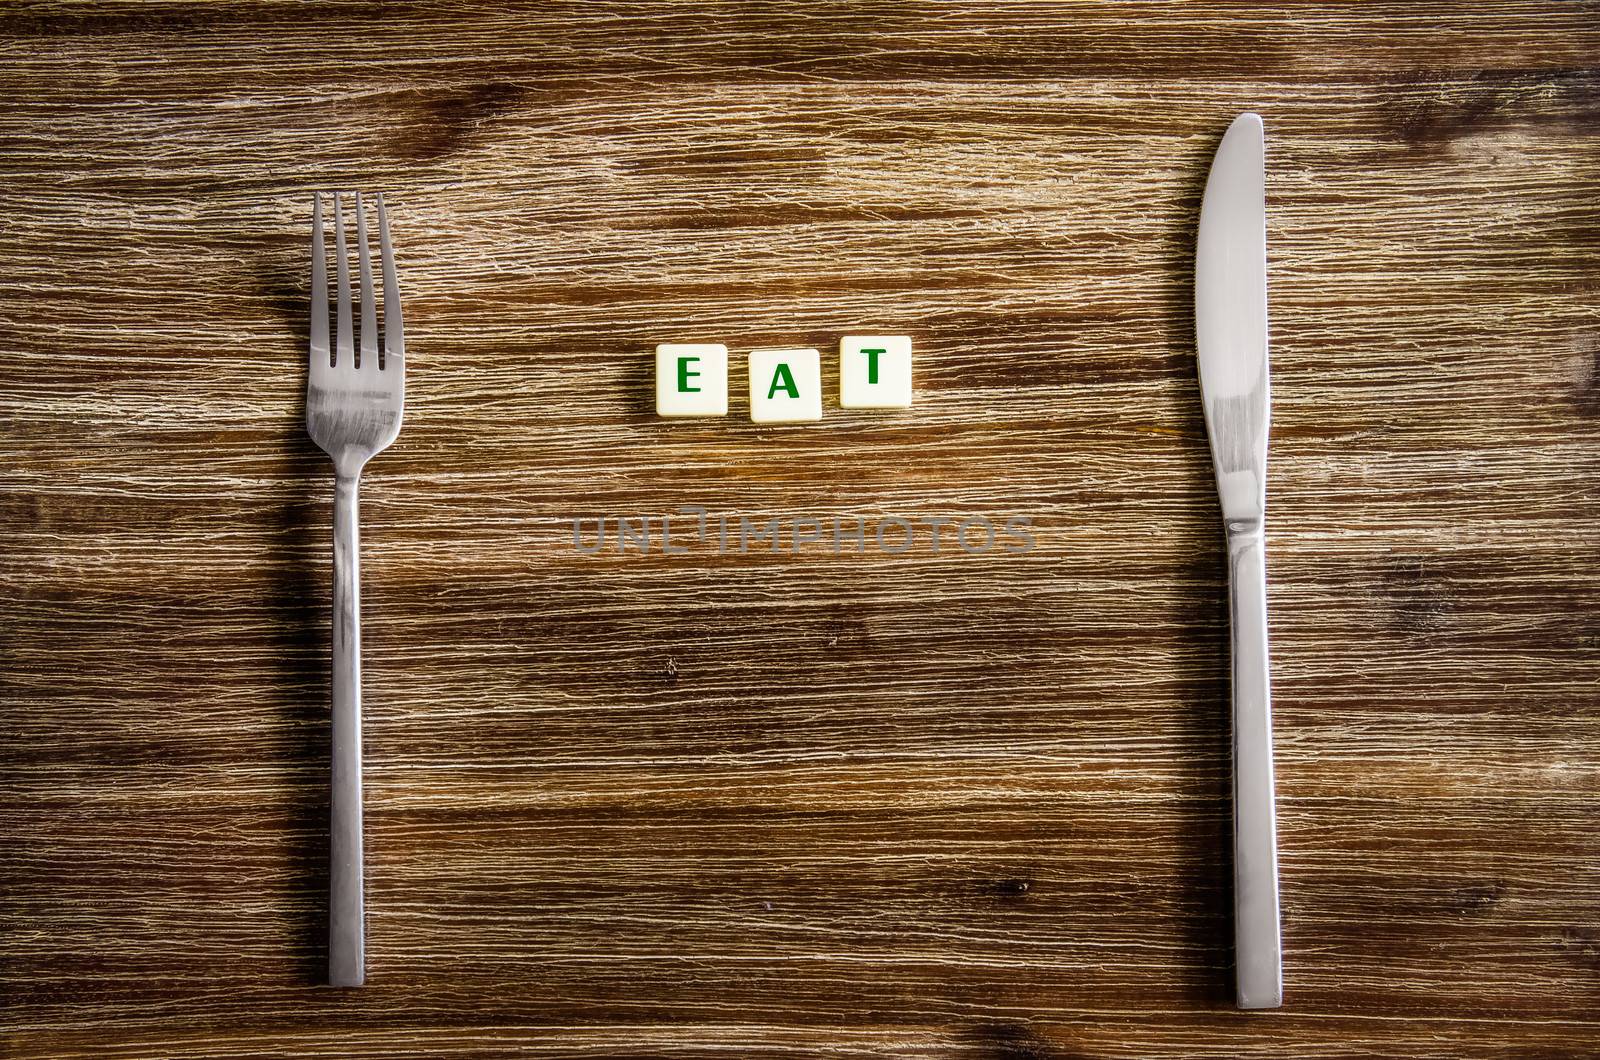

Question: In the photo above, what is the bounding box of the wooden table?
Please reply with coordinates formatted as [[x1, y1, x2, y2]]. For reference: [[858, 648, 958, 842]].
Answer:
[[4, 3, 1598, 1056]]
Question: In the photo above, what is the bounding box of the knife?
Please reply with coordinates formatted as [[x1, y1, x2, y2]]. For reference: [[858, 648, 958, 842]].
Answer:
[[1196, 111, 1282, 1010]]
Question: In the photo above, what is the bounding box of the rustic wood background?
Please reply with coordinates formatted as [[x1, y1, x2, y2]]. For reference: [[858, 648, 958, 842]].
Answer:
[[3, 2, 1598, 1057]]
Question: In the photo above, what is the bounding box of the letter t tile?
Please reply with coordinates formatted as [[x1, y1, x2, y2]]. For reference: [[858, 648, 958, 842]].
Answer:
[[839, 335, 912, 408]]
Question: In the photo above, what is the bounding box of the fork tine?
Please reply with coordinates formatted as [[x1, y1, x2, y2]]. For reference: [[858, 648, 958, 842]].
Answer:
[[376, 193, 404, 370], [333, 191, 354, 369], [310, 194, 330, 369], [355, 192, 378, 369]]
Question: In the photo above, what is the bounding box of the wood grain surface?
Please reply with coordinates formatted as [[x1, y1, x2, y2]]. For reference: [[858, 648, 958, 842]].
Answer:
[[3, 2, 1599, 1056]]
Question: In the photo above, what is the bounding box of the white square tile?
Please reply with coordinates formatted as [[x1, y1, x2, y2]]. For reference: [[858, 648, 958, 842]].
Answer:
[[655, 343, 728, 417], [839, 335, 912, 408], [748, 348, 822, 423]]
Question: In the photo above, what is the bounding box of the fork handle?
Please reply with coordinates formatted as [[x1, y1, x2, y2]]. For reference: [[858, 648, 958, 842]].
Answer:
[[1228, 527, 1281, 1009], [330, 472, 365, 986]]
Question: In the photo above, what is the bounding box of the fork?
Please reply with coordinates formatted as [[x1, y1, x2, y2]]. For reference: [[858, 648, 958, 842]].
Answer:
[[307, 191, 405, 987]]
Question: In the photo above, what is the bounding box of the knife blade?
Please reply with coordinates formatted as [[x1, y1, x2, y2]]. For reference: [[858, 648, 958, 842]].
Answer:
[[1196, 111, 1282, 1010]]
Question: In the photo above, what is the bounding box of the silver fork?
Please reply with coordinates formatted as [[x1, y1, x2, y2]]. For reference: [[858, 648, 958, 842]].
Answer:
[[307, 191, 405, 987]]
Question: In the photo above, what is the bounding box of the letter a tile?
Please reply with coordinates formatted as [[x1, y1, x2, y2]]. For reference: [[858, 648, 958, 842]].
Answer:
[[749, 348, 822, 423]]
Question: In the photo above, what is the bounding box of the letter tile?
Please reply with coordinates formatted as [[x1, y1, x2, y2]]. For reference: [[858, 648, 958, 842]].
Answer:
[[839, 335, 912, 409], [749, 348, 822, 423], [655, 343, 728, 417]]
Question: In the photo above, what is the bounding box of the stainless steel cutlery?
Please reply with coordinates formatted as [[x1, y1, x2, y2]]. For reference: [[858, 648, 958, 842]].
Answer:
[[291, 120, 1278, 1003], [306, 191, 405, 988], [1196, 112, 1282, 1010]]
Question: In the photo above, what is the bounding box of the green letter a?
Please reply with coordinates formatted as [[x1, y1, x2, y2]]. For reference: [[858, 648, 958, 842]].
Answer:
[[767, 363, 799, 400]]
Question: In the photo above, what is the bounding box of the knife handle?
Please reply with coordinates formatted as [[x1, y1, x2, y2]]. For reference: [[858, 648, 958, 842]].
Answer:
[[1228, 526, 1281, 1009]]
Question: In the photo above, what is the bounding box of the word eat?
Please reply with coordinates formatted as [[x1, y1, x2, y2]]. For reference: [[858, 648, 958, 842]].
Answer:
[[655, 336, 912, 423]]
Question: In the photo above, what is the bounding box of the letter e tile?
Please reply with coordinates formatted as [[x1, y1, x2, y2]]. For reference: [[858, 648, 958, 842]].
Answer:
[[655, 344, 729, 417]]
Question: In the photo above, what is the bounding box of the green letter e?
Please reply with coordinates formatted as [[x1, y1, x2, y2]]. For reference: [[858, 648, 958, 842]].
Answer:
[[676, 357, 701, 393]]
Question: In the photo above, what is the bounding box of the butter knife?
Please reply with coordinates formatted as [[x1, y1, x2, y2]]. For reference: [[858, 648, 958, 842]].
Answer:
[[1196, 111, 1282, 1010]]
